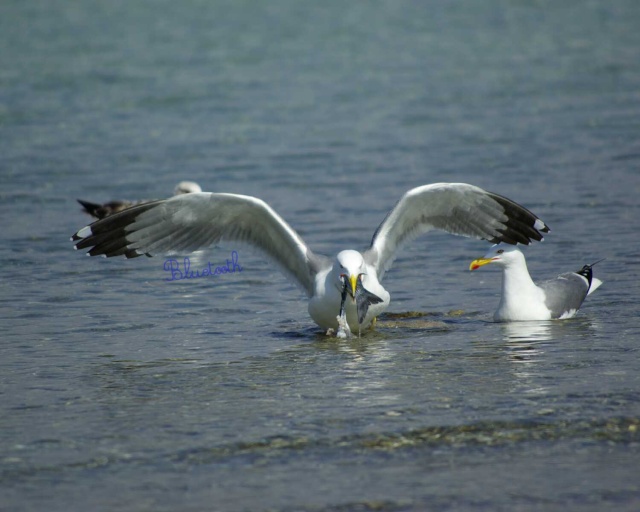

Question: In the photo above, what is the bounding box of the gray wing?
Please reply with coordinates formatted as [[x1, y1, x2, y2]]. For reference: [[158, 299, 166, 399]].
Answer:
[[72, 192, 331, 297], [539, 272, 590, 319], [363, 183, 549, 278]]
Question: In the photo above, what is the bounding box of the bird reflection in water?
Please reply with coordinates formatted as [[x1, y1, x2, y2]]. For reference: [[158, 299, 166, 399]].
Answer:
[[499, 321, 553, 394]]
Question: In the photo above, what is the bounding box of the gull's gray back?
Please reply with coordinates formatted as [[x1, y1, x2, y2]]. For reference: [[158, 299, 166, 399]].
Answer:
[[539, 272, 590, 319]]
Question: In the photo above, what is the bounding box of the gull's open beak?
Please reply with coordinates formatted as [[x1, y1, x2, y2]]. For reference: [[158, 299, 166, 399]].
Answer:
[[349, 274, 358, 299], [469, 258, 495, 271]]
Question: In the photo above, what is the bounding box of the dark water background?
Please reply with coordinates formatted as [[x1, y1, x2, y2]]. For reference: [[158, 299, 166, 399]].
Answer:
[[2, 1, 639, 510]]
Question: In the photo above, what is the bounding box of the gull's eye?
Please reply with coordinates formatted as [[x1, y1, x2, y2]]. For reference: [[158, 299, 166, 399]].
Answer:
[[497, 249, 504, 254]]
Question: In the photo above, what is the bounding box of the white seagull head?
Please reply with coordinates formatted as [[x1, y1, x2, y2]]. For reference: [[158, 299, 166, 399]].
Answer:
[[335, 250, 366, 298], [469, 244, 525, 271], [174, 181, 202, 195]]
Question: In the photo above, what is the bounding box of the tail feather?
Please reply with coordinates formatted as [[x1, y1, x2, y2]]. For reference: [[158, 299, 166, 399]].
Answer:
[[587, 277, 603, 296]]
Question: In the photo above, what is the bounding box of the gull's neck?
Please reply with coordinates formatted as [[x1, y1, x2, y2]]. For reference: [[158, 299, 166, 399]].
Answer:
[[496, 255, 549, 321]]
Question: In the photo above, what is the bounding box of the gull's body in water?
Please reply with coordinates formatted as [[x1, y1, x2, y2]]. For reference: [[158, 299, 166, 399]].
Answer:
[[470, 244, 603, 321], [335, 271, 384, 338], [72, 182, 549, 334], [77, 181, 202, 219]]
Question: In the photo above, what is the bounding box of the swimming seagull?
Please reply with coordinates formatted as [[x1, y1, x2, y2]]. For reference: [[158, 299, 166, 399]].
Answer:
[[77, 181, 202, 219], [469, 244, 603, 321], [71, 182, 549, 333]]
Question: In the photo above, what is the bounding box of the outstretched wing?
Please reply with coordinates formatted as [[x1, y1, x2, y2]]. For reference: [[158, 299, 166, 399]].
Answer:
[[72, 192, 330, 297], [364, 183, 549, 278]]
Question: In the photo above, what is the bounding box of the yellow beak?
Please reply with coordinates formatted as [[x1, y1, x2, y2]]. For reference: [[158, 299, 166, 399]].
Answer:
[[469, 258, 495, 271], [349, 274, 358, 299]]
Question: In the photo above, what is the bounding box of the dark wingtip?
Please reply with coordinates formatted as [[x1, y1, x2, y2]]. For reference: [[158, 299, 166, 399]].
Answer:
[[575, 258, 604, 287], [71, 200, 161, 258], [576, 265, 593, 287], [488, 192, 550, 245], [537, 219, 551, 234]]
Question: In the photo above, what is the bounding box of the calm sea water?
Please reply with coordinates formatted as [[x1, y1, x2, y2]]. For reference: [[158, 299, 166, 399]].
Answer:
[[2, 1, 640, 511]]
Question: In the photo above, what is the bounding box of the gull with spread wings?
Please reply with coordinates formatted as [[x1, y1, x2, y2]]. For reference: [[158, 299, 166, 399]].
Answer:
[[72, 182, 549, 333]]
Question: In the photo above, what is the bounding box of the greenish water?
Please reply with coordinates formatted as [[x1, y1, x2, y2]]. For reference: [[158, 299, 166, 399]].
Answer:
[[1, 1, 639, 510]]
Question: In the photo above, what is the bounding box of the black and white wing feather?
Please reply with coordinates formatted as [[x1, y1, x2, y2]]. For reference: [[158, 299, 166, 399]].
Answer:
[[72, 192, 330, 296], [364, 183, 549, 279]]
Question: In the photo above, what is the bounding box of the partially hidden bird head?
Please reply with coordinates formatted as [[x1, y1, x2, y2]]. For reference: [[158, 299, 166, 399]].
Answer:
[[173, 181, 202, 195], [335, 250, 366, 299], [469, 244, 525, 271]]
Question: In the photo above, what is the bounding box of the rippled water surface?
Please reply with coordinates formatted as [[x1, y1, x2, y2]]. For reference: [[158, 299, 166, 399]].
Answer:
[[2, 1, 640, 511]]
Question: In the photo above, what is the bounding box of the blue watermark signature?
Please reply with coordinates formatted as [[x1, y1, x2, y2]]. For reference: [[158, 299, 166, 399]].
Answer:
[[163, 250, 243, 282]]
